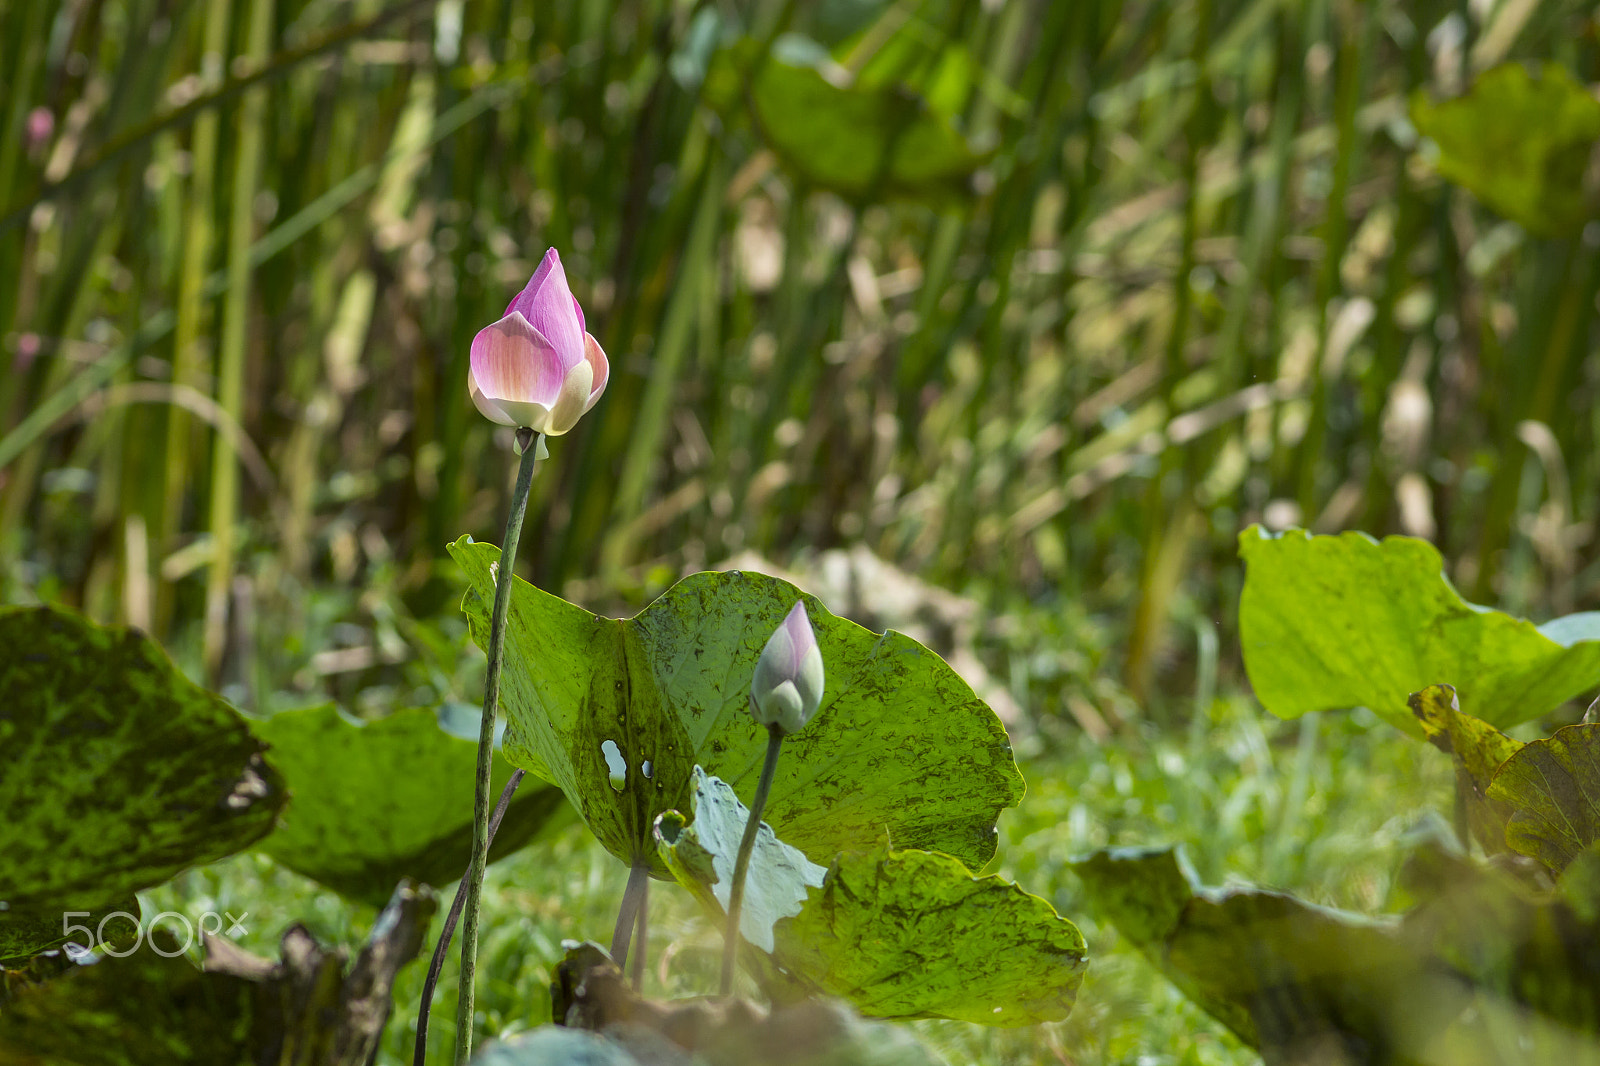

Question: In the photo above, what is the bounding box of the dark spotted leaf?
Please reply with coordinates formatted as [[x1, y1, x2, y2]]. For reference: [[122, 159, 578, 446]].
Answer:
[[0, 607, 284, 958], [1487, 725, 1600, 875], [0, 882, 434, 1065], [1410, 685, 1523, 855]]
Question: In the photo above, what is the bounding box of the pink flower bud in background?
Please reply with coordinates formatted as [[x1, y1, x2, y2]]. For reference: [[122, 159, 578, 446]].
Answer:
[[467, 248, 609, 436], [750, 602, 825, 735], [13, 333, 41, 374], [24, 108, 54, 151]]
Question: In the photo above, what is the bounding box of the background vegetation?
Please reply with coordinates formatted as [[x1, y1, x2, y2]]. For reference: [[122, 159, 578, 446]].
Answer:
[[4, 0, 1599, 1062]]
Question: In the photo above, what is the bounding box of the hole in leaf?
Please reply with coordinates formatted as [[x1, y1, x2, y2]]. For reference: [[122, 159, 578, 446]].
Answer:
[[601, 740, 627, 792]]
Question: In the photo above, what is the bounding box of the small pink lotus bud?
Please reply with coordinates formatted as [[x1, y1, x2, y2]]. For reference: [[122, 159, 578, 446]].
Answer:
[[13, 333, 41, 374], [467, 248, 609, 436], [25, 108, 53, 151], [750, 602, 825, 735]]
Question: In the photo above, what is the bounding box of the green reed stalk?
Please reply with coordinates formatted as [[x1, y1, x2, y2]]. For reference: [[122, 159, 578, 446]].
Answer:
[[1295, 1, 1373, 517], [204, 0, 274, 677], [158, 0, 232, 631], [601, 147, 722, 577]]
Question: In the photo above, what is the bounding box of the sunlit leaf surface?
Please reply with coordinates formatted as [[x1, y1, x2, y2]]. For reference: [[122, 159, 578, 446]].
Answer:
[[1239, 528, 1600, 734], [656, 770, 1084, 1025], [451, 538, 1023, 874]]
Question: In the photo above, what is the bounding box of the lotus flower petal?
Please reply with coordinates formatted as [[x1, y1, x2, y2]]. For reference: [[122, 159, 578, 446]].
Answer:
[[581, 333, 610, 413], [469, 382, 517, 426], [506, 248, 586, 370], [471, 310, 565, 398], [543, 359, 594, 437]]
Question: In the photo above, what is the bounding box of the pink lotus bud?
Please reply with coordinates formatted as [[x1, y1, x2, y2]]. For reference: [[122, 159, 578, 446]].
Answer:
[[13, 333, 41, 374], [467, 248, 609, 436], [24, 108, 53, 151], [750, 602, 825, 735]]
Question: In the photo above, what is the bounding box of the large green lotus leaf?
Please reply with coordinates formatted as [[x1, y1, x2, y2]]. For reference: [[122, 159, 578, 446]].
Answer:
[[251, 704, 567, 906], [449, 538, 1022, 875], [653, 769, 1083, 1025], [702, 39, 983, 202], [0, 606, 285, 942], [1238, 528, 1600, 734], [776, 848, 1087, 1026], [1072, 846, 1463, 1061], [655, 767, 826, 952], [1486, 724, 1600, 875], [1410, 685, 1523, 855], [1412, 63, 1600, 237]]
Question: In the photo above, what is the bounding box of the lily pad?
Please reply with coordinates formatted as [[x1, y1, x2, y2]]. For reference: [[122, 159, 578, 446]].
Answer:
[[654, 770, 1084, 1025], [1412, 62, 1600, 237], [0, 606, 284, 952], [1238, 528, 1600, 735], [1410, 685, 1523, 855], [1487, 725, 1600, 875], [1072, 846, 1462, 1061], [251, 704, 568, 906], [449, 538, 1023, 874], [654, 767, 826, 952], [777, 847, 1087, 1026]]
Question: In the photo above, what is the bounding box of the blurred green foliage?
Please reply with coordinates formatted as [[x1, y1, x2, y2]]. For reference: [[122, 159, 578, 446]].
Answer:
[[3, 0, 1599, 716]]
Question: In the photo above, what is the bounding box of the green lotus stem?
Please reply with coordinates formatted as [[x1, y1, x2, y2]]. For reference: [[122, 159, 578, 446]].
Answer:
[[454, 427, 542, 1065], [609, 857, 651, 969], [720, 722, 784, 996], [415, 770, 525, 1066], [630, 876, 649, 990]]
